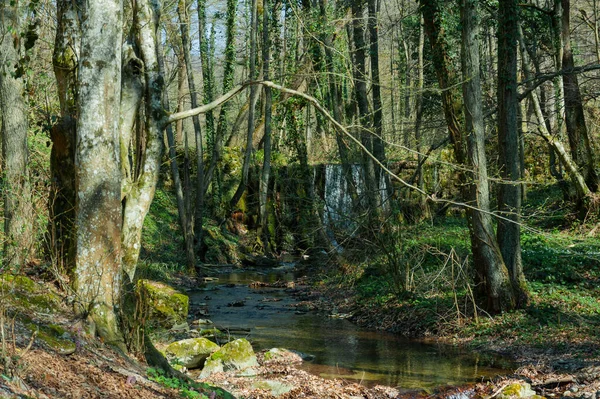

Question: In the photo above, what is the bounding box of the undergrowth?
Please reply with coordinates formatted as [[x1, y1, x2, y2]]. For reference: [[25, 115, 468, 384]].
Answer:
[[147, 367, 235, 399]]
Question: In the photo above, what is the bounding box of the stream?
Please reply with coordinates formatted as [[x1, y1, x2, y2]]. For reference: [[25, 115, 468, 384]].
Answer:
[[189, 264, 514, 389]]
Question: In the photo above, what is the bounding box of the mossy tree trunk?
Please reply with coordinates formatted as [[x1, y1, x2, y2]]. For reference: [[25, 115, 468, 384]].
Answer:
[[461, 0, 515, 313], [49, 0, 79, 275], [0, 2, 34, 271], [260, 0, 274, 254], [421, 0, 520, 312], [230, 0, 258, 210], [497, 0, 529, 308], [561, 0, 599, 193], [74, 0, 124, 346], [351, 0, 380, 224], [177, 0, 202, 270]]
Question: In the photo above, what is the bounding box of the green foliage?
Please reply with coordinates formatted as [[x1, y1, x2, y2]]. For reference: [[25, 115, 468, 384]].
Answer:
[[147, 367, 236, 399], [522, 232, 600, 287], [140, 187, 186, 267]]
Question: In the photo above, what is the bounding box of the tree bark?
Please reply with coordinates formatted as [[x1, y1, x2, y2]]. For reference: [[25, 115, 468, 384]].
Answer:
[[368, 0, 392, 203], [260, 0, 273, 253], [74, 0, 124, 346], [177, 0, 203, 267], [561, 0, 599, 192], [50, 1, 80, 275], [461, 0, 514, 313], [155, 31, 195, 275], [0, 2, 34, 270], [497, 0, 529, 307], [204, 0, 238, 212], [517, 22, 591, 199], [230, 0, 258, 209], [351, 0, 380, 222]]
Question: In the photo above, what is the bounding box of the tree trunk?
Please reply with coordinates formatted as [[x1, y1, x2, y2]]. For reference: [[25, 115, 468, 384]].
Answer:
[[74, 0, 124, 346], [415, 15, 426, 210], [0, 2, 34, 271], [177, 0, 203, 267], [517, 22, 591, 199], [50, 0, 80, 275], [155, 25, 196, 272], [230, 0, 258, 209], [460, 0, 514, 313], [497, 0, 529, 307], [368, 0, 392, 203], [260, 0, 273, 253], [351, 0, 380, 222], [204, 0, 238, 214], [561, 0, 599, 192]]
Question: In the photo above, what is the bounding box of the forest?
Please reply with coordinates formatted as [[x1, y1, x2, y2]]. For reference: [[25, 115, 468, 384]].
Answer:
[[0, 0, 600, 397]]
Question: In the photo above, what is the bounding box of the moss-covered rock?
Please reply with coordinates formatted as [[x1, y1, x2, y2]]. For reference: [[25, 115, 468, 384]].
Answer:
[[203, 220, 240, 265], [0, 274, 60, 314], [25, 322, 76, 355], [137, 280, 189, 329], [165, 338, 220, 369], [499, 382, 541, 399], [199, 338, 258, 378]]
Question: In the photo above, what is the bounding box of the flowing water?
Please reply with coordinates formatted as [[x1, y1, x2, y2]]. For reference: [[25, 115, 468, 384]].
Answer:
[[189, 266, 514, 389]]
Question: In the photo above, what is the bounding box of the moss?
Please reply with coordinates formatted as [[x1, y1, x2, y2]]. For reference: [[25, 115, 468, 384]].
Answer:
[[137, 280, 189, 329], [499, 382, 539, 399], [0, 274, 60, 314], [199, 338, 258, 378], [25, 322, 76, 355], [165, 338, 220, 369]]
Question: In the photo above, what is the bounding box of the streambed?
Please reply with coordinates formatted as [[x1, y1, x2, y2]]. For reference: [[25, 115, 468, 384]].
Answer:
[[189, 265, 514, 389]]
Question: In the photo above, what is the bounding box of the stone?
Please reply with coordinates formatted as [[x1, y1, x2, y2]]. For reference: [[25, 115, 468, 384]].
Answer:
[[26, 322, 76, 355], [263, 348, 303, 364], [165, 338, 220, 369], [137, 280, 189, 329], [199, 338, 259, 378], [499, 382, 539, 399], [252, 380, 295, 396]]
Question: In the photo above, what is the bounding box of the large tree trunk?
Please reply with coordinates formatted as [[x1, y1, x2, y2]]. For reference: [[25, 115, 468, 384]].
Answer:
[[120, 0, 169, 280], [561, 0, 599, 192], [0, 2, 34, 270], [497, 0, 529, 307], [50, 0, 80, 275], [74, 0, 124, 346], [460, 0, 514, 313]]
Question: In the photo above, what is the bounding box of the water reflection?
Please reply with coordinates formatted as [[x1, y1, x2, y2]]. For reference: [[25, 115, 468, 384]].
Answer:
[[190, 270, 513, 388]]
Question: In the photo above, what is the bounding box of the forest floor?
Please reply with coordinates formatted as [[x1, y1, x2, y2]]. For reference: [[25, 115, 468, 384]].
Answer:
[[2, 184, 599, 398]]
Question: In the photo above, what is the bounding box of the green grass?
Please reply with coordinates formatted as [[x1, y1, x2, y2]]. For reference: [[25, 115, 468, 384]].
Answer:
[[138, 187, 188, 281], [323, 183, 600, 346], [147, 367, 235, 399]]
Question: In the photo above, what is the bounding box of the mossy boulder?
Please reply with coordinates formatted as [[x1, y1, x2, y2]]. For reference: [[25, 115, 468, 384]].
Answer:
[[199, 338, 259, 378], [499, 382, 542, 399], [137, 280, 189, 329], [25, 322, 76, 355], [165, 338, 220, 369], [203, 220, 240, 265], [0, 274, 60, 314]]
